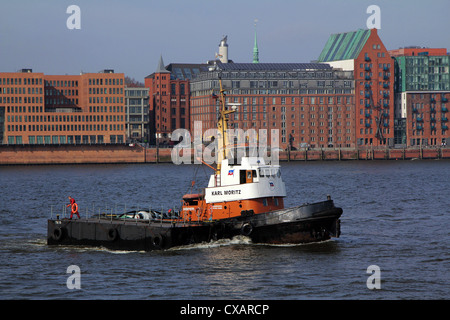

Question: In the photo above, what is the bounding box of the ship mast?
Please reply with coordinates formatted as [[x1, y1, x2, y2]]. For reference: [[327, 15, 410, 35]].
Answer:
[[216, 78, 235, 174]]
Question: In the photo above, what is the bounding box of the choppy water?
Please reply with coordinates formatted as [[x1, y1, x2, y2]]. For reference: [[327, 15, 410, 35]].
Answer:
[[0, 160, 449, 300]]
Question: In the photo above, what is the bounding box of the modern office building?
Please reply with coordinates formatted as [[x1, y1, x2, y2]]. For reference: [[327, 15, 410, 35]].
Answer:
[[318, 28, 394, 147], [391, 48, 450, 146], [125, 86, 149, 143], [0, 69, 126, 145]]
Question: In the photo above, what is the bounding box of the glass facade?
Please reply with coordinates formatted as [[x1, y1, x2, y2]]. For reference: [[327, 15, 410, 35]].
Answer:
[[395, 55, 450, 92]]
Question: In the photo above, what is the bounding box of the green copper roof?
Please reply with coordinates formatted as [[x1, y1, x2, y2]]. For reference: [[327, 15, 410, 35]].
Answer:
[[253, 28, 259, 63], [318, 29, 371, 62]]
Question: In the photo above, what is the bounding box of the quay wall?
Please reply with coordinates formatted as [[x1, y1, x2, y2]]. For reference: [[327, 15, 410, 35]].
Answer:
[[1, 145, 450, 165], [0, 145, 172, 165]]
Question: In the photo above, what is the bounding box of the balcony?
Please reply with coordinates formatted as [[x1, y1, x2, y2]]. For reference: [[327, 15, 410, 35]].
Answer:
[[383, 83, 389, 89], [365, 112, 371, 118], [382, 112, 389, 118], [412, 107, 418, 113], [430, 97, 436, 103], [383, 93, 390, 99], [431, 125, 436, 131], [442, 117, 448, 122], [365, 93, 371, 99], [365, 123, 371, 128], [364, 56, 371, 62], [365, 103, 371, 108], [443, 124, 449, 130], [383, 103, 390, 108], [365, 75, 371, 81], [430, 117, 436, 123], [383, 75, 390, 80], [364, 66, 371, 71], [442, 106, 448, 113], [364, 83, 371, 89], [416, 124, 423, 131], [430, 108, 436, 114], [442, 97, 448, 103], [383, 66, 389, 71], [383, 122, 389, 128]]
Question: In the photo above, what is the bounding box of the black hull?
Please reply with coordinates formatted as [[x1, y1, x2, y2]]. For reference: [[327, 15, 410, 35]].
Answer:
[[47, 200, 342, 251]]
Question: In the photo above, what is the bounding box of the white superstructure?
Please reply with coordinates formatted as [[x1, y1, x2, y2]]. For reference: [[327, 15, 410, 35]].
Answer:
[[205, 156, 286, 203]]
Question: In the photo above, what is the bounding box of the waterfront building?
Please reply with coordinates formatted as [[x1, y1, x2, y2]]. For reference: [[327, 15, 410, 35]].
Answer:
[[0, 69, 126, 145], [125, 86, 149, 143], [190, 62, 355, 149], [318, 28, 394, 147], [390, 47, 450, 146], [145, 55, 205, 145]]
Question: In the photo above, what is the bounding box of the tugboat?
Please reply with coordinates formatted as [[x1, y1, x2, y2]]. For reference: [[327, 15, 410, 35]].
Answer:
[[47, 80, 342, 251]]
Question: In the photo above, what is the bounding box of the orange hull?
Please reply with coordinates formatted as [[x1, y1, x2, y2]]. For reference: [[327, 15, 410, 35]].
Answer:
[[181, 194, 284, 221]]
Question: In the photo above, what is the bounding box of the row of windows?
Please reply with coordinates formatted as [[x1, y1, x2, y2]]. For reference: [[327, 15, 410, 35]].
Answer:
[[1, 78, 123, 88], [7, 114, 124, 123], [359, 72, 391, 78], [1, 87, 43, 94], [89, 96, 124, 104], [216, 121, 353, 135], [412, 129, 448, 136], [89, 87, 123, 95], [191, 88, 354, 97], [45, 98, 78, 105], [125, 89, 149, 97], [5, 106, 42, 113], [5, 105, 124, 115], [1, 77, 42, 85], [89, 105, 124, 113], [45, 80, 78, 87], [88, 78, 123, 86], [365, 51, 387, 58], [410, 93, 448, 100], [46, 89, 78, 96], [192, 96, 353, 107], [7, 123, 124, 132], [0, 96, 43, 104], [359, 63, 391, 69], [230, 80, 352, 89], [7, 134, 124, 145], [219, 71, 340, 79]]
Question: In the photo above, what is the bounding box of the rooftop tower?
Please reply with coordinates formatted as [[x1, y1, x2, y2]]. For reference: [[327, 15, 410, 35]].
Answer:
[[253, 19, 259, 63], [218, 36, 229, 64]]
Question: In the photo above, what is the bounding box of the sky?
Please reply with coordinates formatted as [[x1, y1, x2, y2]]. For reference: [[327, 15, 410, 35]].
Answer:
[[0, 0, 449, 81]]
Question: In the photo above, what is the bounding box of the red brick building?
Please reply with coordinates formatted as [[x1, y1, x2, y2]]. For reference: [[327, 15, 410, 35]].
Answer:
[[391, 48, 450, 146], [318, 28, 394, 147], [145, 56, 203, 145], [190, 63, 356, 150], [389, 47, 447, 57]]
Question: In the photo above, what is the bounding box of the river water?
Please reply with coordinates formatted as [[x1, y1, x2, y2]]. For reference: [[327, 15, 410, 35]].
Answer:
[[0, 160, 448, 301]]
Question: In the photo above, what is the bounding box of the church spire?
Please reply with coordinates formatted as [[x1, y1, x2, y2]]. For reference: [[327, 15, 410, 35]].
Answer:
[[252, 19, 259, 64], [156, 54, 170, 73]]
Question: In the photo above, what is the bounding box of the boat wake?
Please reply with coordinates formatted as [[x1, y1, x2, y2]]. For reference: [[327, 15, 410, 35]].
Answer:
[[169, 236, 333, 251], [169, 235, 253, 251]]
